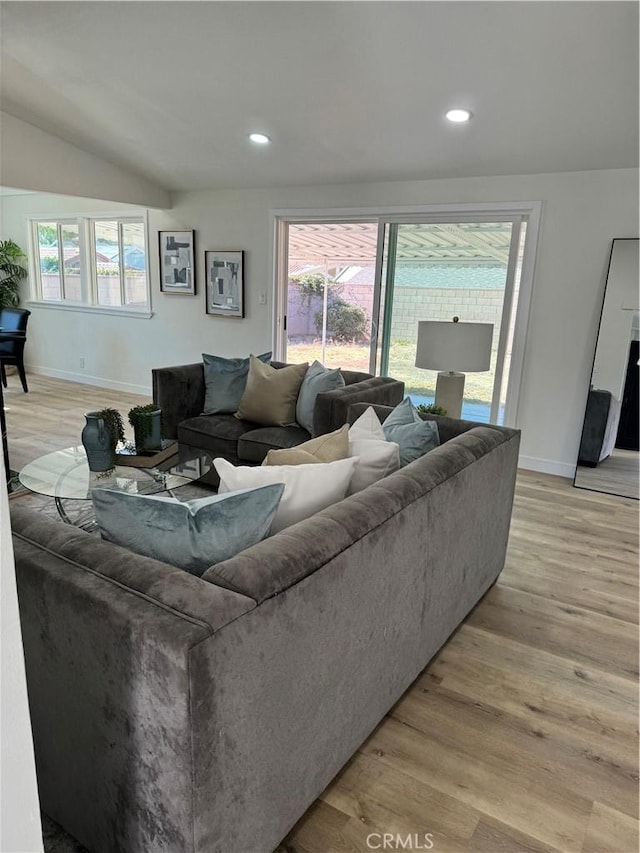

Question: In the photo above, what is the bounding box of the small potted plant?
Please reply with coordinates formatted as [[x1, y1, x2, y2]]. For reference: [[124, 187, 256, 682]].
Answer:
[[128, 404, 163, 453], [81, 408, 125, 471], [416, 403, 448, 416]]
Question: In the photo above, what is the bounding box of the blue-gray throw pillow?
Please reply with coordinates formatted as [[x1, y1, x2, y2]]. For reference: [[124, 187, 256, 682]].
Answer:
[[92, 484, 284, 576], [202, 351, 271, 415], [295, 360, 345, 434], [382, 397, 440, 466]]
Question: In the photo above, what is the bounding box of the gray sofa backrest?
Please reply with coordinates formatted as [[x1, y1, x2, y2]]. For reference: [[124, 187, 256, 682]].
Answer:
[[152, 360, 404, 439], [204, 423, 519, 603]]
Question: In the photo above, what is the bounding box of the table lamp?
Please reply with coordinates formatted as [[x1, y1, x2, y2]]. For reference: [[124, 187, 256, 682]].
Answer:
[[415, 317, 494, 419]]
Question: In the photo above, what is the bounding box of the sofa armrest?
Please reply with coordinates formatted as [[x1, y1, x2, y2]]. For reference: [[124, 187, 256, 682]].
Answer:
[[152, 363, 206, 439], [312, 376, 405, 436]]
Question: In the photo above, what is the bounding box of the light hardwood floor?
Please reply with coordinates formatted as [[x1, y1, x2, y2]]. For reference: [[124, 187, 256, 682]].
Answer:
[[4, 375, 639, 853], [575, 449, 640, 501]]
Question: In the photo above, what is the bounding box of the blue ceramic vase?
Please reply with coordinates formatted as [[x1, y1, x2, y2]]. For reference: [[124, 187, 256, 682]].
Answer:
[[81, 412, 115, 472]]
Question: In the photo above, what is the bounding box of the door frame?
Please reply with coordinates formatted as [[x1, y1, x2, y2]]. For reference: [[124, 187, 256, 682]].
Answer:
[[271, 201, 541, 428]]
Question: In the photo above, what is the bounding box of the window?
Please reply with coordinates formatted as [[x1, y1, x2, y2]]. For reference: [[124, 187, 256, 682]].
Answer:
[[30, 215, 150, 314]]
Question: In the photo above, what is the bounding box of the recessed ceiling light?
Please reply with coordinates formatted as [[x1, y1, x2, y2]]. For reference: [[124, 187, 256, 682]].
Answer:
[[249, 132, 271, 144], [445, 109, 472, 123]]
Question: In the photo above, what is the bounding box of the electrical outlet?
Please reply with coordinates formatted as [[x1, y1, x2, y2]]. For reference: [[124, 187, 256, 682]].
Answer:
[[79, 357, 85, 368]]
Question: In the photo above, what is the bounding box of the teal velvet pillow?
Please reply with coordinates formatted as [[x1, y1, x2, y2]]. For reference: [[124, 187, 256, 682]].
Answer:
[[295, 360, 345, 434], [92, 484, 284, 576], [382, 397, 440, 466], [202, 351, 271, 415]]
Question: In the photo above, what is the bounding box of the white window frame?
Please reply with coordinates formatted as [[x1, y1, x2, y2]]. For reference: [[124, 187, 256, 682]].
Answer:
[[26, 212, 152, 318], [271, 201, 541, 429]]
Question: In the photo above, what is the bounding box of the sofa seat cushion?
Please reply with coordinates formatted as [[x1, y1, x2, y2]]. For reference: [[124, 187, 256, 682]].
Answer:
[[178, 414, 259, 458], [238, 424, 311, 463]]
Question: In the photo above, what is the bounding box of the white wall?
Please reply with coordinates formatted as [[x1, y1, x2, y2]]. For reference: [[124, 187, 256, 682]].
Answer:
[[0, 461, 43, 853], [1, 168, 637, 476], [0, 112, 170, 209]]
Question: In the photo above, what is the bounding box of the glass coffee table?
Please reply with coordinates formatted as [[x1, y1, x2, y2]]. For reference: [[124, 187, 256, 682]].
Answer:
[[19, 446, 213, 527]]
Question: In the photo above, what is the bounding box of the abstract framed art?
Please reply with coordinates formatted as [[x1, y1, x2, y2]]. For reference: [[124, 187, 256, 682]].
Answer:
[[159, 230, 196, 295], [204, 250, 244, 318]]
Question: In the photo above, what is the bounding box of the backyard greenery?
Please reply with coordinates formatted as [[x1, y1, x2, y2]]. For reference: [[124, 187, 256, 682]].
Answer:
[[314, 297, 367, 342], [287, 339, 495, 404]]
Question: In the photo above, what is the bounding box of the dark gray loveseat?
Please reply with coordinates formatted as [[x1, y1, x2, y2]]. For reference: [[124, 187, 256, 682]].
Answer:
[[152, 360, 404, 471], [11, 406, 520, 853]]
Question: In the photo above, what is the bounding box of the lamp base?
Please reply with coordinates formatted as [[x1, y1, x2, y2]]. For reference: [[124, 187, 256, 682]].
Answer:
[[435, 372, 466, 419]]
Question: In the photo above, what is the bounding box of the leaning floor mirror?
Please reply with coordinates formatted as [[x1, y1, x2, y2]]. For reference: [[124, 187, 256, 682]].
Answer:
[[574, 238, 639, 500]]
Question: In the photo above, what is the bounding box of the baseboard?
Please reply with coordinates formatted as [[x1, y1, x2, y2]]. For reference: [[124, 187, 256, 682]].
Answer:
[[28, 365, 152, 397], [518, 454, 576, 479]]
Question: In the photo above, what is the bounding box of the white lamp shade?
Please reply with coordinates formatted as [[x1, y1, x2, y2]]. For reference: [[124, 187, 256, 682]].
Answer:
[[415, 321, 494, 372]]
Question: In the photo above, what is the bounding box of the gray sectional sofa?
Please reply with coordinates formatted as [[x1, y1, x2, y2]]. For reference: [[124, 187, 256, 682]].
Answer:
[[152, 360, 404, 470], [11, 405, 520, 853]]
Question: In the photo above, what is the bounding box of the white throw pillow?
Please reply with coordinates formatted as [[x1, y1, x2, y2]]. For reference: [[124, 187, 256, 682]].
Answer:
[[348, 407, 401, 493], [349, 406, 386, 441], [214, 456, 358, 533]]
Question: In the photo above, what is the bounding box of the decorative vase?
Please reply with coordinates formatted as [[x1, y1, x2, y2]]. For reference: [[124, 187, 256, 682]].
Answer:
[[133, 409, 162, 453], [81, 412, 115, 472]]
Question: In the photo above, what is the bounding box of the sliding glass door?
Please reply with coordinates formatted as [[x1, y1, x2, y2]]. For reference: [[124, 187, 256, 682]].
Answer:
[[281, 221, 379, 373], [378, 220, 526, 424], [274, 206, 537, 426]]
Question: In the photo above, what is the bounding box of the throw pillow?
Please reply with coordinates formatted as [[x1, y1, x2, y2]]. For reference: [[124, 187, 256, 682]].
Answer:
[[202, 351, 271, 415], [262, 424, 349, 466], [215, 455, 358, 533], [348, 407, 401, 493], [382, 397, 440, 466], [295, 360, 345, 434], [235, 357, 308, 427], [91, 484, 285, 577]]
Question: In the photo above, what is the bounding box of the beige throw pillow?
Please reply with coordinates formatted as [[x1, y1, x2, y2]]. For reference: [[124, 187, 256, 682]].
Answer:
[[262, 425, 349, 466], [235, 357, 308, 427]]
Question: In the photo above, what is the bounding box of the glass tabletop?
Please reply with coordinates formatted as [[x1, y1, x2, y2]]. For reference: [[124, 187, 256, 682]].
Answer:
[[19, 445, 212, 500]]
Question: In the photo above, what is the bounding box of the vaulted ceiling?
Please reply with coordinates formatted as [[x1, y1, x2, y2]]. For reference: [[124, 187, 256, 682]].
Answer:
[[1, 1, 638, 193]]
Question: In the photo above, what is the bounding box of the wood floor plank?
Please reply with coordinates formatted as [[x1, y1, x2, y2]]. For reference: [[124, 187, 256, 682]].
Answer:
[[4, 376, 638, 853], [466, 585, 638, 679], [429, 626, 638, 750], [469, 817, 565, 853], [276, 801, 350, 853], [360, 716, 592, 853], [582, 802, 639, 853], [322, 752, 479, 852], [391, 677, 637, 820]]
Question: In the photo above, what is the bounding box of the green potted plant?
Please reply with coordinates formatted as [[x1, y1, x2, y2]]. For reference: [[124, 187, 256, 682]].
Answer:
[[0, 239, 28, 309], [128, 404, 162, 453], [81, 408, 125, 471], [416, 402, 448, 416]]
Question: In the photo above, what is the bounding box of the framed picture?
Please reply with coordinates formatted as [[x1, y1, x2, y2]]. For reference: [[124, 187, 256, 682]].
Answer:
[[204, 250, 244, 318], [159, 230, 195, 294]]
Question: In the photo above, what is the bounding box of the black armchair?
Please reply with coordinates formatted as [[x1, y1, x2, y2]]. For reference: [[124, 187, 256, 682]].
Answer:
[[0, 307, 31, 393]]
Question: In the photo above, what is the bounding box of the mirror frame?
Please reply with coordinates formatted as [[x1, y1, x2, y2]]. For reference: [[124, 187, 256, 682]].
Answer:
[[574, 237, 639, 499]]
